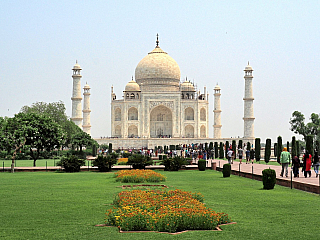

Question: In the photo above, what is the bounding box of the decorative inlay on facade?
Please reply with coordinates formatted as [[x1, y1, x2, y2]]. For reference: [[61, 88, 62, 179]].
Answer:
[[149, 101, 174, 111]]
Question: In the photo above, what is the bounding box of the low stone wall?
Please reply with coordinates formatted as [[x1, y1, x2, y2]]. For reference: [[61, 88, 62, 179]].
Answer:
[[215, 167, 320, 194]]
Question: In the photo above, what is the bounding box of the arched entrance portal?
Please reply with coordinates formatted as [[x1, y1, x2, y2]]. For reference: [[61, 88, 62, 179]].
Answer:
[[150, 105, 172, 138]]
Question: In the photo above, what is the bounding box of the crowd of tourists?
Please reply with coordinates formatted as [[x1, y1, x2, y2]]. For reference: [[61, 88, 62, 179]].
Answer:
[[107, 142, 320, 178]]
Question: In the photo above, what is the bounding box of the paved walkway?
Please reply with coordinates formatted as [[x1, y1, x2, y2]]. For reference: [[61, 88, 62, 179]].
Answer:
[[212, 159, 320, 194]]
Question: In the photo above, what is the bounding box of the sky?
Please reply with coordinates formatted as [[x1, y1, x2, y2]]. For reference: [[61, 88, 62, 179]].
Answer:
[[1, 0, 319, 143]]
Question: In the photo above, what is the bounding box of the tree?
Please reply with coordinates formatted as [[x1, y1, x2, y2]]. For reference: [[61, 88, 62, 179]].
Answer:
[[24, 113, 63, 166], [214, 142, 218, 159], [306, 135, 313, 157], [225, 141, 229, 158], [239, 140, 243, 149], [274, 143, 277, 157], [277, 136, 282, 163], [291, 136, 297, 159], [219, 142, 224, 159], [290, 111, 320, 141], [20, 101, 67, 124], [265, 139, 271, 164], [232, 140, 236, 158], [247, 142, 251, 151], [20, 101, 79, 149], [209, 142, 213, 150], [287, 141, 290, 153], [290, 111, 307, 139], [315, 140, 319, 152], [255, 138, 261, 161], [71, 130, 94, 154], [1, 113, 62, 172]]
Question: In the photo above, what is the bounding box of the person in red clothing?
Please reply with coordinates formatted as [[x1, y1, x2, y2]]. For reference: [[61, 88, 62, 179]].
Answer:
[[303, 150, 312, 178]]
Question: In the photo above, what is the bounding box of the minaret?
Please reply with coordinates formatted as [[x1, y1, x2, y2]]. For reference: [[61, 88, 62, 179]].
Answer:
[[243, 62, 255, 139], [213, 83, 222, 138], [82, 82, 91, 135], [71, 61, 83, 128]]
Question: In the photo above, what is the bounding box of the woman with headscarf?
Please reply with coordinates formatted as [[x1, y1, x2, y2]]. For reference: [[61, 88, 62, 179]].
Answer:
[[303, 150, 312, 178]]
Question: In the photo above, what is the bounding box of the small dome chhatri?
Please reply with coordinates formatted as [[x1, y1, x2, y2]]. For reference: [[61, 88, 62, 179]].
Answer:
[[244, 61, 253, 71], [73, 60, 82, 70], [84, 82, 90, 89], [181, 79, 195, 92], [125, 77, 140, 91], [214, 83, 221, 90]]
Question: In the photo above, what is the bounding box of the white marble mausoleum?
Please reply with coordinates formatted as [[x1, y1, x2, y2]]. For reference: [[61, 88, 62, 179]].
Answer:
[[110, 37, 209, 140]]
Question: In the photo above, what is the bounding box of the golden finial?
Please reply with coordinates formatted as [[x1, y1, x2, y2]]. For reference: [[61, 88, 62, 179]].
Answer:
[[156, 33, 159, 47]]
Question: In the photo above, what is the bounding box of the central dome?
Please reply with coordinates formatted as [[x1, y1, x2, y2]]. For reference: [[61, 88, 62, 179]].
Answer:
[[135, 40, 181, 92]]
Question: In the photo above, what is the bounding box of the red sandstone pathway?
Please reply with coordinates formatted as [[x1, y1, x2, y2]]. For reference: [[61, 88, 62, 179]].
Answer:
[[213, 159, 320, 187]]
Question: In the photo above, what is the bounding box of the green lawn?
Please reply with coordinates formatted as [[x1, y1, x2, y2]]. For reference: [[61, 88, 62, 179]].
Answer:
[[0, 170, 319, 239], [0, 159, 93, 168]]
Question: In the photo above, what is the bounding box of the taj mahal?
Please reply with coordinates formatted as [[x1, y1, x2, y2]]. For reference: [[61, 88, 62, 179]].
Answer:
[[70, 35, 256, 149]]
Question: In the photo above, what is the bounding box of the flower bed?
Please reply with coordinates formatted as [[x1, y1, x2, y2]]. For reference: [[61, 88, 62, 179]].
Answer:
[[105, 189, 232, 233], [117, 158, 128, 165], [114, 170, 166, 183]]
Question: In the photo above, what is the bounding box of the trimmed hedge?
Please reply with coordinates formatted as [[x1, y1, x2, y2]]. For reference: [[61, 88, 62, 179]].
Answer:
[[57, 155, 85, 172], [223, 164, 231, 177], [262, 169, 276, 189], [198, 159, 206, 171]]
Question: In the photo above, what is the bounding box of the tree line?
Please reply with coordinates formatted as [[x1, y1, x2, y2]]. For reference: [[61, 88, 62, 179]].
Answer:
[[0, 101, 97, 172]]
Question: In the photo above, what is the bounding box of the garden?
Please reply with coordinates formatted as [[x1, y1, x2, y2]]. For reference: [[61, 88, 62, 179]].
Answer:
[[1, 170, 320, 239]]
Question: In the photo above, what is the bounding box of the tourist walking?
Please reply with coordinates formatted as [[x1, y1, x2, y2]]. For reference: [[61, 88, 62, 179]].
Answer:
[[292, 155, 300, 178], [238, 147, 243, 164], [280, 147, 290, 177], [302, 150, 312, 178], [313, 150, 319, 177], [227, 148, 233, 164], [246, 148, 250, 164]]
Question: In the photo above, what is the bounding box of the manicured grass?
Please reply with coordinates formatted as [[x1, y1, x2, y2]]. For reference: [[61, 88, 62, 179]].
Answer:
[[0, 159, 94, 168], [0, 170, 319, 239]]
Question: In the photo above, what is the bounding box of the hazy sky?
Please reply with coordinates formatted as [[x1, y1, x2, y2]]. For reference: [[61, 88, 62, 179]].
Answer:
[[1, 0, 319, 143]]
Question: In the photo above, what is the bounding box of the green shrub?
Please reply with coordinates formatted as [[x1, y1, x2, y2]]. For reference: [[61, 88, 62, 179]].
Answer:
[[92, 155, 117, 172], [122, 152, 132, 158], [219, 142, 224, 159], [128, 154, 152, 169], [92, 144, 97, 157], [57, 155, 85, 172], [161, 156, 188, 171], [262, 169, 276, 189], [306, 135, 313, 157], [277, 136, 282, 163], [223, 164, 231, 178], [247, 142, 251, 151], [265, 139, 271, 164], [291, 136, 296, 159], [225, 141, 229, 158], [255, 138, 261, 161], [198, 159, 206, 171], [214, 142, 218, 159], [159, 155, 163, 160], [239, 140, 243, 149]]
